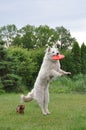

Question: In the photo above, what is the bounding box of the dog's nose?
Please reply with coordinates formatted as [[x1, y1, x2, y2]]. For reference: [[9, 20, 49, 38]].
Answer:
[[57, 52, 59, 55]]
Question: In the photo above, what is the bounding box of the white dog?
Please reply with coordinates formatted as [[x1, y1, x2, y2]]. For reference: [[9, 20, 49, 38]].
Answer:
[[21, 46, 71, 115]]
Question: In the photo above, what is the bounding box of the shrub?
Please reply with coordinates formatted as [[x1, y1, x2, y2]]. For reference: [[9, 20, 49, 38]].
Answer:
[[7, 47, 37, 90], [72, 74, 86, 92], [71, 42, 81, 74], [50, 74, 86, 93], [60, 50, 74, 76], [81, 43, 86, 74], [2, 74, 23, 92], [50, 76, 73, 93], [0, 78, 5, 94], [7, 47, 45, 91], [28, 47, 45, 73]]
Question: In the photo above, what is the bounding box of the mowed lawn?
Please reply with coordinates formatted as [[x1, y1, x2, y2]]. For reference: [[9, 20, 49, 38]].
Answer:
[[0, 93, 86, 130]]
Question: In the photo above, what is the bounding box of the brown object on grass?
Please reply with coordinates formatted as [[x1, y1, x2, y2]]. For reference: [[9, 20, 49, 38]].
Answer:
[[16, 104, 25, 114]]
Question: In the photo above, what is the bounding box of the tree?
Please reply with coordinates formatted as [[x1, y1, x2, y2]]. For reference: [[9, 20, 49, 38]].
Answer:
[[61, 50, 74, 76], [81, 43, 86, 74], [0, 41, 7, 93], [55, 26, 76, 49], [8, 24, 76, 49], [0, 41, 8, 77], [0, 24, 17, 48], [12, 25, 59, 49], [12, 25, 36, 49], [21, 32, 35, 49], [7, 47, 37, 89], [71, 42, 81, 74], [12, 34, 22, 47], [19, 25, 36, 49], [35, 25, 57, 47], [0, 41, 23, 92]]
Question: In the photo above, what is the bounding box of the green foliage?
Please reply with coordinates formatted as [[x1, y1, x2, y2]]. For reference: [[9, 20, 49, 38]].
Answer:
[[81, 43, 86, 74], [0, 24, 76, 50], [0, 43, 86, 93], [61, 42, 86, 76], [0, 43, 45, 92], [0, 24, 17, 47], [3, 74, 23, 92], [60, 50, 74, 75], [72, 74, 86, 92], [12, 35, 22, 47], [0, 42, 24, 92], [0, 24, 86, 93], [50, 74, 86, 93], [6, 47, 45, 92], [0, 78, 5, 94], [7, 47, 38, 90], [28, 48, 45, 72], [35, 25, 57, 47], [0, 41, 8, 92], [55, 26, 76, 49], [71, 41, 81, 74], [50, 76, 73, 93]]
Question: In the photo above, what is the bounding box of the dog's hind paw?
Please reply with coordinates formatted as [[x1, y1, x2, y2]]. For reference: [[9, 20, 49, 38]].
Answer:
[[47, 111, 51, 115], [42, 111, 51, 115], [43, 112, 47, 116]]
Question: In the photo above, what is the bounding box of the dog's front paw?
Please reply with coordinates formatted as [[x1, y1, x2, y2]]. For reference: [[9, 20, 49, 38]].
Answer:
[[66, 72, 71, 75]]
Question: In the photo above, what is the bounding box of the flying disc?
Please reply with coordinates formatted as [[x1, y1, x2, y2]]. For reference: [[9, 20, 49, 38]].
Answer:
[[52, 54, 65, 60]]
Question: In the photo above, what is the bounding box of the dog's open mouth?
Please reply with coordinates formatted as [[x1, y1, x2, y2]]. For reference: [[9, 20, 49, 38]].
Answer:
[[52, 54, 65, 60]]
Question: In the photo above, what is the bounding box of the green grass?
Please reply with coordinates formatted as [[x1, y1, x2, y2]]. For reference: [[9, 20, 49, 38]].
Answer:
[[0, 93, 86, 130]]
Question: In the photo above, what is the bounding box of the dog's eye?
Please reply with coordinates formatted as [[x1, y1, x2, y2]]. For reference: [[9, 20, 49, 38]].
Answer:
[[52, 51, 54, 53]]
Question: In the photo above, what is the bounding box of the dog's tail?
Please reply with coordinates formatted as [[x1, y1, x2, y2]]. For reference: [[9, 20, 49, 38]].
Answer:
[[21, 89, 34, 102]]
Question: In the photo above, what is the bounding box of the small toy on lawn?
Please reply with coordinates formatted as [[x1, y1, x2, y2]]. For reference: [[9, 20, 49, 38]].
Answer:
[[16, 104, 25, 114]]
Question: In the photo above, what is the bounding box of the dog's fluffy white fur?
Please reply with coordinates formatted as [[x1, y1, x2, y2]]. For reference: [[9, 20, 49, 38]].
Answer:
[[21, 46, 71, 115]]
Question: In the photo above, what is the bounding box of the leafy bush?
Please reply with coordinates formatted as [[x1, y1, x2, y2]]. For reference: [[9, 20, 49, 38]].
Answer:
[[0, 41, 86, 93], [81, 43, 86, 74], [2, 74, 23, 92], [28, 47, 45, 73], [6, 47, 45, 91], [0, 78, 5, 94], [50, 76, 73, 93], [72, 74, 86, 92], [50, 74, 86, 93], [7, 47, 37, 90], [0, 46, 45, 92], [60, 50, 74, 76], [61, 42, 81, 76]]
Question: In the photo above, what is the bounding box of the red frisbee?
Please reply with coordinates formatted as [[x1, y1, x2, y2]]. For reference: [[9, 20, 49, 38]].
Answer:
[[52, 54, 65, 60]]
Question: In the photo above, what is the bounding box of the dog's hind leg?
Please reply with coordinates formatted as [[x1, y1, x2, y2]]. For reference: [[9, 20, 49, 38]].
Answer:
[[44, 87, 50, 115], [37, 100, 47, 115], [35, 89, 47, 115], [21, 89, 34, 102]]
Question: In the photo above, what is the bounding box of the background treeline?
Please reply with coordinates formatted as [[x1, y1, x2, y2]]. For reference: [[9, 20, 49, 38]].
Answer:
[[0, 24, 86, 93], [0, 24, 76, 49]]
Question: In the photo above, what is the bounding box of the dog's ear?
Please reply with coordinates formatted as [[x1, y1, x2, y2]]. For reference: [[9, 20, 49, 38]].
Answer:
[[52, 43, 57, 48], [46, 46, 51, 53], [52, 41, 61, 48]]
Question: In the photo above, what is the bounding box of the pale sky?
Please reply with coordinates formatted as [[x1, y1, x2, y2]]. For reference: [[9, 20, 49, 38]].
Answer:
[[0, 0, 86, 45]]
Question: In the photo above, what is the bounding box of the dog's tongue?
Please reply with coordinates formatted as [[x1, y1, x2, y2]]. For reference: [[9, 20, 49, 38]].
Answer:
[[52, 54, 65, 60]]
